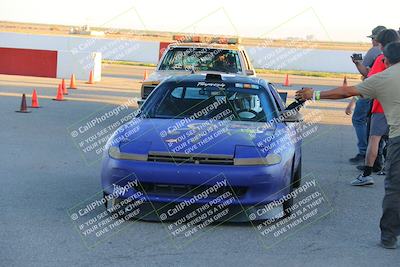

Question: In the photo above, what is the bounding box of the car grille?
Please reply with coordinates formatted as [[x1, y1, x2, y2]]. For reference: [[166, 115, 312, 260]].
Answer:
[[148, 152, 234, 165], [142, 85, 157, 99], [136, 182, 247, 198]]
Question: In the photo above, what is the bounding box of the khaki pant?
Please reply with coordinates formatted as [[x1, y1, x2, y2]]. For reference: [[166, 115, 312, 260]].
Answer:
[[380, 136, 400, 243]]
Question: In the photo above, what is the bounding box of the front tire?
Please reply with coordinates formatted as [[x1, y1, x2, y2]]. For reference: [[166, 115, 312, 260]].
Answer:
[[293, 157, 302, 188], [283, 159, 296, 216], [284, 155, 302, 216], [283, 188, 293, 217]]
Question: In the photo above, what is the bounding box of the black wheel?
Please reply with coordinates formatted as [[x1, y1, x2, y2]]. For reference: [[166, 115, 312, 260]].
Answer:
[[283, 186, 294, 217], [283, 158, 296, 217], [293, 156, 302, 188], [283, 155, 302, 216], [103, 192, 108, 210]]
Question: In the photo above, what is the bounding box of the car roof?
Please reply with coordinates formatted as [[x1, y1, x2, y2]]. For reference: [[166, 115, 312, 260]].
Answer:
[[169, 43, 243, 51], [164, 73, 269, 86]]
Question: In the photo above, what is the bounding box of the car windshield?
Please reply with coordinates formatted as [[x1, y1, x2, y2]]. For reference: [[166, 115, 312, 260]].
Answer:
[[148, 84, 276, 122], [159, 48, 243, 73]]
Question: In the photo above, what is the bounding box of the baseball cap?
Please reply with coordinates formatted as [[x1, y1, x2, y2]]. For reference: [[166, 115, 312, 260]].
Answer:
[[368, 26, 387, 38]]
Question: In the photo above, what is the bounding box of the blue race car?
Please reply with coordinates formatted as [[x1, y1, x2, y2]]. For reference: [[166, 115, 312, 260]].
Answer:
[[101, 73, 303, 222]]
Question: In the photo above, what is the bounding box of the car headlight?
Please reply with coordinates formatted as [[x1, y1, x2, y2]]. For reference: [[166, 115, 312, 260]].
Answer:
[[234, 153, 281, 166], [108, 146, 148, 161]]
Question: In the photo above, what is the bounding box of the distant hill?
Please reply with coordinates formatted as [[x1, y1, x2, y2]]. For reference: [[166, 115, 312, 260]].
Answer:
[[0, 20, 370, 51]]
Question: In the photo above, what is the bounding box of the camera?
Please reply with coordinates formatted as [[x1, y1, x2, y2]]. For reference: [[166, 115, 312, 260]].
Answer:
[[352, 53, 363, 61]]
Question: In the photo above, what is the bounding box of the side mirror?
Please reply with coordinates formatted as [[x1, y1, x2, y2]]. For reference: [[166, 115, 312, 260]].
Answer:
[[281, 110, 304, 123], [278, 92, 288, 105], [245, 69, 255, 76]]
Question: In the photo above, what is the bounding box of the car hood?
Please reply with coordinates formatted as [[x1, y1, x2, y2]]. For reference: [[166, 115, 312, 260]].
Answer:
[[117, 118, 277, 156]]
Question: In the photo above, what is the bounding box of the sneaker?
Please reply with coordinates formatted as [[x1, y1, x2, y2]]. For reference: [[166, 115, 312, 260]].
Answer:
[[380, 240, 397, 249], [377, 170, 386, 176], [350, 174, 374, 186], [349, 154, 365, 164]]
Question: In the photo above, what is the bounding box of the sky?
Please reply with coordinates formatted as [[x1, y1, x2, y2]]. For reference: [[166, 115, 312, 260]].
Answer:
[[1, 0, 399, 42]]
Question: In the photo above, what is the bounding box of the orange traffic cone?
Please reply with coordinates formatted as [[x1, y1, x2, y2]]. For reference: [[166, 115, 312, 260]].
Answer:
[[30, 89, 40, 108], [69, 74, 77, 89], [143, 70, 148, 80], [283, 74, 290, 87], [16, 94, 31, 113], [343, 76, 348, 87], [53, 84, 65, 101], [87, 70, 94, 84], [62, 79, 68, 95]]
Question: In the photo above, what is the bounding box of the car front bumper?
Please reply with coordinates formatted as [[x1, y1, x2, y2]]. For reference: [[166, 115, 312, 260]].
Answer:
[[101, 156, 293, 208]]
